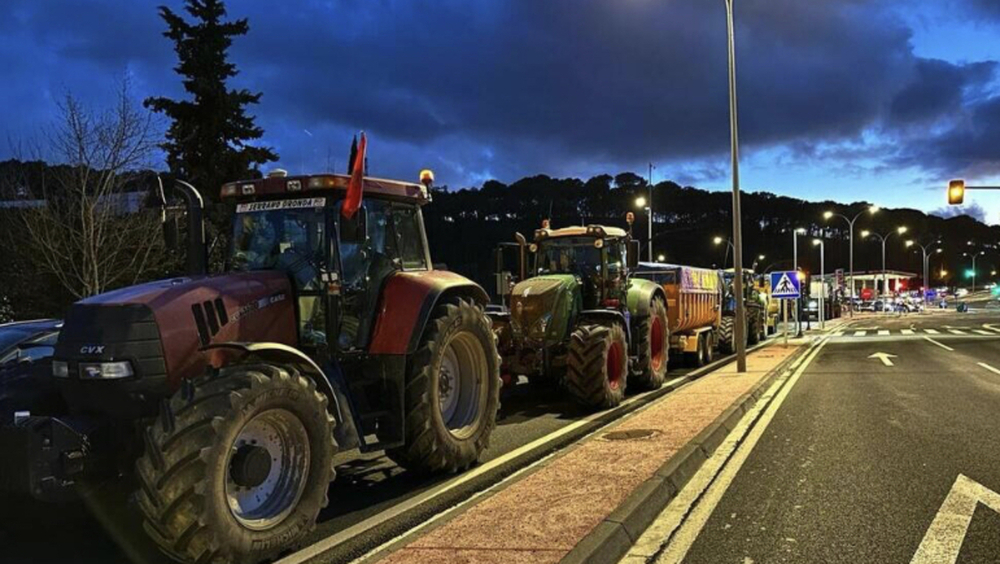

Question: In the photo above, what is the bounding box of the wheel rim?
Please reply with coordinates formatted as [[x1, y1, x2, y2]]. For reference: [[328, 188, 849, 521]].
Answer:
[[437, 331, 488, 440], [650, 316, 666, 372], [607, 338, 625, 390], [225, 409, 311, 531]]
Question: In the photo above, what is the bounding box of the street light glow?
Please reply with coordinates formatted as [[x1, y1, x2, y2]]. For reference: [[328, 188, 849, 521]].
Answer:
[[657, 254, 666, 262], [906, 240, 914, 247], [870, 205, 880, 214], [795, 227, 807, 235], [861, 230, 871, 238], [813, 239, 822, 246], [713, 236, 724, 245], [897, 226, 908, 235], [823, 211, 834, 219], [634, 196, 647, 208]]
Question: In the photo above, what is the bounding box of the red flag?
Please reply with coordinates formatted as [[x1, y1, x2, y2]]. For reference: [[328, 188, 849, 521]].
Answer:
[[342, 132, 367, 219]]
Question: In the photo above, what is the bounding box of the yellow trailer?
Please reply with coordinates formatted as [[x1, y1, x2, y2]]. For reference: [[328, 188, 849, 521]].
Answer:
[[635, 263, 723, 367]]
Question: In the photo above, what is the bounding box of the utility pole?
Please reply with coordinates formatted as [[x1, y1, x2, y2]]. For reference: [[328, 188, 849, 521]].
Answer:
[[647, 163, 655, 262], [725, 0, 746, 372]]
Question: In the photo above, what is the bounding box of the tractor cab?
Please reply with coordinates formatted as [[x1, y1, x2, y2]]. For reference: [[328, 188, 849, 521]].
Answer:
[[531, 225, 631, 309], [223, 172, 433, 355]]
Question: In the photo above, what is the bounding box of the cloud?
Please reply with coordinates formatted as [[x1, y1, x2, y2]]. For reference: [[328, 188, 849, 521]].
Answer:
[[0, 0, 998, 190], [931, 202, 988, 222]]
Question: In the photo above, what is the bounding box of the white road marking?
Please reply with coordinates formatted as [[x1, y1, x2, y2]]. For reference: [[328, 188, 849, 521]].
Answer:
[[649, 339, 830, 564], [924, 337, 955, 351], [977, 362, 1000, 376], [869, 352, 897, 367], [833, 331, 845, 337], [925, 329, 940, 335], [878, 330, 890, 336], [948, 329, 967, 335], [902, 329, 915, 335], [854, 330, 867, 337], [973, 330, 992, 336], [984, 324, 1000, 334], [911, 474, 1000, 564]]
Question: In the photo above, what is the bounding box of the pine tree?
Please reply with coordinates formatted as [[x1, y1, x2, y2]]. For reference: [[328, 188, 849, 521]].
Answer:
[[145, 0, 277, 200]]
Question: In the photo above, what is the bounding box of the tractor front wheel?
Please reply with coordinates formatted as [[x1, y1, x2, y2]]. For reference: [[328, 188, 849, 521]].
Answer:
[[135, 364, 336, 564], [387, 298, 501, 474], [566, 323, 628, 409], [633, 298, 669, 390]]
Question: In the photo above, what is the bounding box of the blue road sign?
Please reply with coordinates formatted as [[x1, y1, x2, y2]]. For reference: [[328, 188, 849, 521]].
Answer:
[[771, 271, 801, 299]]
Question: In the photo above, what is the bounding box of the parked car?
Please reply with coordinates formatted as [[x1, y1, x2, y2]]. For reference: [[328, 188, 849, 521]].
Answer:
[[0, 319, 63, 424]]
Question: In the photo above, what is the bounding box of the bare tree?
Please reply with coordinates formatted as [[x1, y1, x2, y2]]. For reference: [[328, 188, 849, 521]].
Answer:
[[3, 81, 168, 300]]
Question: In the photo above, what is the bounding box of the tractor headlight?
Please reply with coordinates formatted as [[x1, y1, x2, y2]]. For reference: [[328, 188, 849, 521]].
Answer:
[[79, 361, 134, 380], [52, 361, 69, 378]]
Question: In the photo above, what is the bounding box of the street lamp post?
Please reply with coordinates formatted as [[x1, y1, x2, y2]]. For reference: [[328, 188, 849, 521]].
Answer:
[[824, 206, 879, 317], [792, 227, 806, 336], [634, 196, 651, 262], [724, 0, 747, 372], [714, 236, 737, 267], [647, 163, 656, 262], [963, 251, 985, 292], [861, 226, 907, 309], [906, 240, 942, 306], [813, 239, 825, 330]]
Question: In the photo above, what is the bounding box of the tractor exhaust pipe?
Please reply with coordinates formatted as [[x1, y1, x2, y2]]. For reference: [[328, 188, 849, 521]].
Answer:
[[514, 232, 527, 282], [157, 176, 207, 276]]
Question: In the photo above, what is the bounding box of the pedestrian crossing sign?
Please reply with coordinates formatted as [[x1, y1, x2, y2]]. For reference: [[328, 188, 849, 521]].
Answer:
[[771, 271, 801, 298]]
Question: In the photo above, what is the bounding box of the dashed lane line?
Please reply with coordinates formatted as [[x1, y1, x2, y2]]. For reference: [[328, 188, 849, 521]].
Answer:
[[948, 329, 967, 335], [854, 331, 867, 337], [925, 329, 940, 335], [924, 337, 955, 352], [977, 362, 1000, 376], [973, 330, 993, 336], [878, 330, 890, 336], [902, 329, 915, 335]]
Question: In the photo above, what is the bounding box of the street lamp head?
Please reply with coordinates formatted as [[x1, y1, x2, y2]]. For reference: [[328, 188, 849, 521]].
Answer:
[[869, 205, 880, 214], [905, 240, 914, 248], [657, 254, 666, 262], [758, 254, 765, 261], [634, 196, 647, 208], [897, 226, 908, 235], [795, 227, 807, 235], [823, 211, 834, 220], [813, 239, 822, 247], [713, 236, 724, 245], [861, 230, 871, 238]]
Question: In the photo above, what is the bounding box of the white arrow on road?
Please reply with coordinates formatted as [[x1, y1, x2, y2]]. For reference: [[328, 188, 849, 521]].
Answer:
[[868, 352, 897, 366], [911, 474, 1000, 564]]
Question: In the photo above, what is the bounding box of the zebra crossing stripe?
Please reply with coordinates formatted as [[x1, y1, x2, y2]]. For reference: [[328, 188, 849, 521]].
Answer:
[[974, 330, 992, 336], [878, 330, 890, 336], [949, 329, 967, 335], [833, 331, 845, 337], [854, 331, 867, 337], [925, 329, 940, 334], [902, 329, 914, 335]]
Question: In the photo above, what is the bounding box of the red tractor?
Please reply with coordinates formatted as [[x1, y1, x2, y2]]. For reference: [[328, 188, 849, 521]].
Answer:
[[0, 170, 500, 563]]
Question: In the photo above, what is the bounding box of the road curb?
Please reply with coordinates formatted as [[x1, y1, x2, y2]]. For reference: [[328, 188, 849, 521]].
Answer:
[[558, 342, 812, 564], [284, 341, 776, 564]]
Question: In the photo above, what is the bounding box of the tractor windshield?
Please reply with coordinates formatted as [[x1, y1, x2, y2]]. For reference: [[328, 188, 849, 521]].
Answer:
[[230, 198, 327, 291], [536, 237, 602, 277]]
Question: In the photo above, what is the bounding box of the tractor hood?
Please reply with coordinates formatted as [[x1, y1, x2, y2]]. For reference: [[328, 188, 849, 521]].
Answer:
[[54, 271, 297, 408], [509, 275, 580, 345]]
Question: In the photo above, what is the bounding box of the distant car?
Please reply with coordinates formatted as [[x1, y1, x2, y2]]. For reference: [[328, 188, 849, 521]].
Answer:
[[0, 319, 63, 424]]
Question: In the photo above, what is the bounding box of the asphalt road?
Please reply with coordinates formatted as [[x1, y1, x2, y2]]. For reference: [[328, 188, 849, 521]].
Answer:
[[0, 355, 710, 564], [682, 311, 1000, 564]]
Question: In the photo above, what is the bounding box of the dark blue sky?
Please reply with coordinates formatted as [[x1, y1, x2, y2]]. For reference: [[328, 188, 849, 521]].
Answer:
[[2, 0, 999, 221]]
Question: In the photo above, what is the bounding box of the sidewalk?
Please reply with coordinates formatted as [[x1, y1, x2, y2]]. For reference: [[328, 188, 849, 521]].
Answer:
[[374, 342, 805, 564]]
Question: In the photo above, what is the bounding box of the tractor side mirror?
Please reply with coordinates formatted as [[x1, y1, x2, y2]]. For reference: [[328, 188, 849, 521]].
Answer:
[[340, 207, 368, 244], [627, 240, 640, 270], [163, 216, 180, 250]]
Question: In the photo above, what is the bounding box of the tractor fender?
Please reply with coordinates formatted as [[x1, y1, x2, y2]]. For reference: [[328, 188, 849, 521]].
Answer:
[[369, 270, 490, 356], [627, 278, 668, 319], [202, 342, 345, 425], [577, 309, 630, 342]]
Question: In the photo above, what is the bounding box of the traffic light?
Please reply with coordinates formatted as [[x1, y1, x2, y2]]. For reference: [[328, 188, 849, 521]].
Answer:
[[948, 180, 965, 205]]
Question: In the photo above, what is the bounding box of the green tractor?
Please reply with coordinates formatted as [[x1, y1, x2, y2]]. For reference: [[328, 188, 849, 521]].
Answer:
[[718, 269, 768, 354], [489, 223, 669, 410]]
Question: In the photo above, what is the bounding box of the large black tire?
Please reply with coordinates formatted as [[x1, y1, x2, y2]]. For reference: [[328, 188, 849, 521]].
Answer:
[[633, 298, 669, 390], [566, 323, 628, 410], [135, 364, 336, 564], [747, 309, 763, 345], [718, 315, 736, 355], [387, 298, 501, 474]]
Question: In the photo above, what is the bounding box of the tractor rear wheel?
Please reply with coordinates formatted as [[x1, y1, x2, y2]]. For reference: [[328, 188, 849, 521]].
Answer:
[[633, 298, 669, 390], [387, 298, 500, 474], [566, 323, 628, 409], [135, 364, 336, 564]]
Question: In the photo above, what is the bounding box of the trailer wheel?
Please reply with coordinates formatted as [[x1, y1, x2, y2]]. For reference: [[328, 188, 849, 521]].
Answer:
[[566, 323, 628, 409], [633, 298, 669, 390], [387, 298, 500, 474], [135, 364, 336, 564], [702, 331, 715, 365]]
